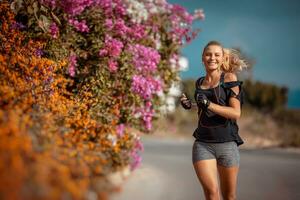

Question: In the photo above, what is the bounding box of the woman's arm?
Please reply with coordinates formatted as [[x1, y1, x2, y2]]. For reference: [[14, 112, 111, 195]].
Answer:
[[207, 73, 241, 120], [207, 99, 240, 120]]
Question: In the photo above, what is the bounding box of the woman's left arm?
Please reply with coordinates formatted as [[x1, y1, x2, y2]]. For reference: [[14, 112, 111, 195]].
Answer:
[[207, 73, 241, 120]]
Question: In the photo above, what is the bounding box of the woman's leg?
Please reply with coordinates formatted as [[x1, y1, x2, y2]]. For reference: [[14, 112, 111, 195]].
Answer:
[[217, 165, 239, 200], [216, 141, 240, 200], [193, 159, 220, 200]]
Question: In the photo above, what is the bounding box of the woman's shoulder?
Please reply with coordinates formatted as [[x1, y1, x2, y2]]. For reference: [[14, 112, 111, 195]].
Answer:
[[196, 75, 206, 82], [224, 72, 237, 83], [222, 72, 242, 89], [195, 76, 205, 88]]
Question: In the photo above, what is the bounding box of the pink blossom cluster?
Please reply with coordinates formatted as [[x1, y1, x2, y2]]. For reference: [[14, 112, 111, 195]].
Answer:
[[135, 101, 154, 131], [99, 35, 124, 73], [97, 0, 146, 44], [169, 53, 180, 69], [116, 124, 125, 137], [193, 9, 205, 20], [167, 4, 200, 44], [96, 0, 126, 18], [104, 19, 114, 30], [40, 0, 93, 16], [171, 4, 193, 25], [170, 27, 189, 42], [94, 0, 112, 16], [131, 75, 162, 100], [128, 24, 146, 40], [49, 22, 59, 38], [129, 43, 162, 130], [130, 138, 144, 170], [130, 150, 142, 170], [41, 0, 93, 36], [60, 0, 94, 16], [105, 19, 145, 40], [68, 54, 77, 77], [105, 18, 128, 36], [135, 138, 144, 152], [99, 35, 124, 58], [128, 44, 161, 73], [143, 0, 168, 11], [68, 19, 90, 32], [108, 60, 118, 73], [112, 0, 127, 18]]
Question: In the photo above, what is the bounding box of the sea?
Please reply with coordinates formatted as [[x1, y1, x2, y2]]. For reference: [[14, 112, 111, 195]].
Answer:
[[288, 89, 300, 109]]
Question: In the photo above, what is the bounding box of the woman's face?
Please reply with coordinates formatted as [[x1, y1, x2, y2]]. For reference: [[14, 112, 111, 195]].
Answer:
[[202, 45, 223, 71]]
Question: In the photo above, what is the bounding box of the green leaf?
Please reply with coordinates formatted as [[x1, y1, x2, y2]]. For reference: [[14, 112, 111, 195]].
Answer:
[[33, 2, 39, 15], [10, 0, 23, 13], [28, 17, 35, 27], [40, 14, 50, 29], [27, 6, 34, 14], [51, 12, 61, 25], [40, 5, 48, 13]]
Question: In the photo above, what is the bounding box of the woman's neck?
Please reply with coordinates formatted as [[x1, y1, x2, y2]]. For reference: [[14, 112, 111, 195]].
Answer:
[[205, 70, 221, 83]]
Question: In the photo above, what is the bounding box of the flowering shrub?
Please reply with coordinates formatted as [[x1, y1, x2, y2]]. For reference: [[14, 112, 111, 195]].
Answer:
[[1, 0, 204, 198]]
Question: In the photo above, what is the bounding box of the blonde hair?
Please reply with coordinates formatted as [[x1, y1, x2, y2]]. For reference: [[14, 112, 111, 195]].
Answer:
[[203, 41, 248, 73]]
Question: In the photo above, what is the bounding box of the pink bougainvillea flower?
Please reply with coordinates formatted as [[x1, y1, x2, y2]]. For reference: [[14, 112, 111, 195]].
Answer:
[[99, 35, 124, 58], [116, 124, 125, 137], [49, 22, 59, 38], [108, 59, 118, 72], [193, 9, 205, 20], [131, 75, 162, 100], [68, 19, 90, 32], [68, 54, 77, 77], [134, 101, 155, 131], [128, 44, 160, 73]]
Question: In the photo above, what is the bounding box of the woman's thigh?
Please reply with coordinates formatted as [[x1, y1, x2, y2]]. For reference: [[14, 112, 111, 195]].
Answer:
[[215, 142, 240, 198], [192, 141, 219, 191], [217, 165, 239, 198], [193, 159, 219, 192]]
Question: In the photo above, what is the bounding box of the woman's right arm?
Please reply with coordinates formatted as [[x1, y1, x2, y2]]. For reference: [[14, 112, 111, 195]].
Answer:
[[197, 73, 241, 120]]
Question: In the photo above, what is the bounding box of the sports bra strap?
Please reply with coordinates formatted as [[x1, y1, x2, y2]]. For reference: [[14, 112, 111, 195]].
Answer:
[[195, 76, 205, 89], [220, 72, 225, 85]]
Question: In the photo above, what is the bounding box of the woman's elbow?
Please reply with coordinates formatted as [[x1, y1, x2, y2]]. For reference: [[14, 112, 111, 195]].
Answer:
[[230, 110, 241, 120], [228, 110, 241, 120]]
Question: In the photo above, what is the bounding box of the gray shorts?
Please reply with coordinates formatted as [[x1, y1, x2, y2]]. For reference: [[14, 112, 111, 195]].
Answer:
[[192, 140, 240, 167]]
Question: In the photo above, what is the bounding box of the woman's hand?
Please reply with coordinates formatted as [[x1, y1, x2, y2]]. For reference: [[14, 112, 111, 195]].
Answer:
[[180, 93, 192, 109], [196, 93, 210, 109]]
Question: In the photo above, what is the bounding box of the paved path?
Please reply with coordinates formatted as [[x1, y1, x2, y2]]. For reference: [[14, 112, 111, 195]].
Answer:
[[111, 137, 300, 200]]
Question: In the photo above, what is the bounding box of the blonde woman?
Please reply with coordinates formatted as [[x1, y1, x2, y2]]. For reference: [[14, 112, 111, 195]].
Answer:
[[180, 41, 247, 200]]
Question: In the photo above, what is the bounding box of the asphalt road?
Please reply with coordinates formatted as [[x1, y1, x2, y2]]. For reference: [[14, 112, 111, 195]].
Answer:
[[111, 137, 300, 200]]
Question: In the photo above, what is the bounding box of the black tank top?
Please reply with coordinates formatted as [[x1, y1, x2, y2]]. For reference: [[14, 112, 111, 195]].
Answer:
[[193, 72, 244, 146]]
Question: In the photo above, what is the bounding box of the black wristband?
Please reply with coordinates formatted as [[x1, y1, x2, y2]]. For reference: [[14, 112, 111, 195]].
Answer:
[[203, 99, 210, 109], [181, 99, 191, 109]]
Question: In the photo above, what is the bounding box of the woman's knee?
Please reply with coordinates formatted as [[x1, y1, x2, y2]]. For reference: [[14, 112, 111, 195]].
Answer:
[[203, 185, 220, 198], [222, 192, 236, 200]]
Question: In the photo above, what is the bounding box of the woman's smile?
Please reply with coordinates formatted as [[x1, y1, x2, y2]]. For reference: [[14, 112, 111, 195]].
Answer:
[[202, 45, 223, 71]]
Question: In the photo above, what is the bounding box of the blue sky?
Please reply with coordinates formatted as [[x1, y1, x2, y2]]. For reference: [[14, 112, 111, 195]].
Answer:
[[168, 0, 300, 91]]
